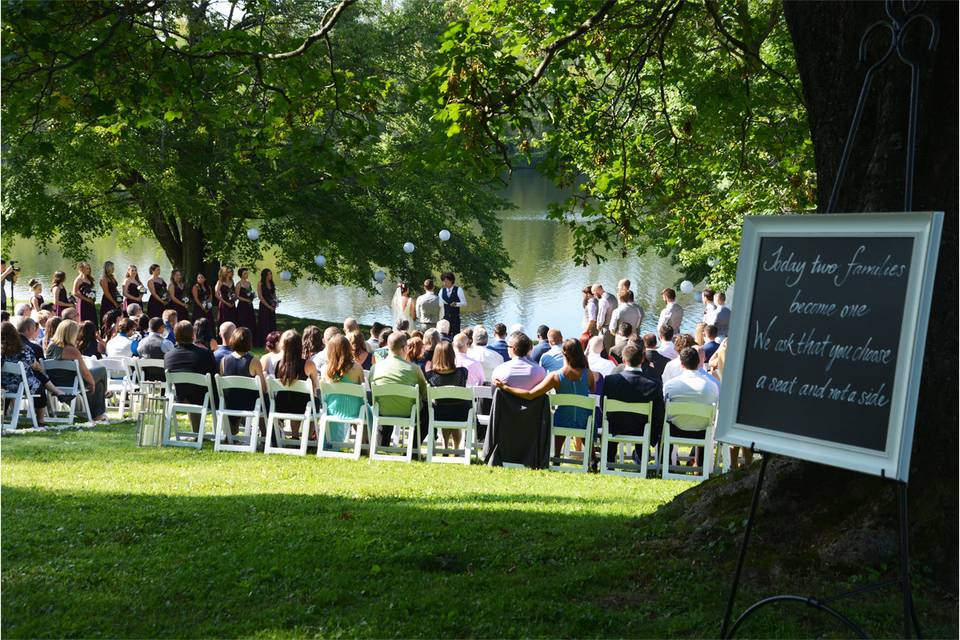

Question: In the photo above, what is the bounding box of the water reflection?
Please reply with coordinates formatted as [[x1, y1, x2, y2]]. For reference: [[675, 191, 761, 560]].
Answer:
[[5, 170, 710, 338]]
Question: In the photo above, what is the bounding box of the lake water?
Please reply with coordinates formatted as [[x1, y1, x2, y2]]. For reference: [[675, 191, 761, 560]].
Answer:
[[5, 170, 714, 338]]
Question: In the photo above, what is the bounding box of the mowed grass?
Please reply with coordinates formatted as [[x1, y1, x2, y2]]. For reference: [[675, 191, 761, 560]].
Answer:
[[2, 424, 956, 638]]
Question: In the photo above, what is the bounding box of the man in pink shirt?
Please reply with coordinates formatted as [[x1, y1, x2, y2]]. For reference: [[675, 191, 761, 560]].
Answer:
[[491, 331, 547, 390], [452, 332, 485, 386]]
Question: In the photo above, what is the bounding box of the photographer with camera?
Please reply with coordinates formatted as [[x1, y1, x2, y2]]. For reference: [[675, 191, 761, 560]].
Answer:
[[1, 259, 21, 312]]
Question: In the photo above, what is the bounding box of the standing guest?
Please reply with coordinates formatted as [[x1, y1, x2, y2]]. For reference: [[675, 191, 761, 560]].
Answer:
[[99, 262, 121, 329], [416, 278, 441, 330], [494, 338, 595, 456], [707, 291, 731, 337], [43, 316, 63, 354], [439, 272, 466, 336], [467, 325, 504, 381], [702, 325, 721, 362], [213, 321, 236, 370], [260, 330, 283, 377], [586, 336, 617, 376], [76, 321, 105, 359], [656, 324, 678, 360], [164, 321, 218, 436], [663, 347, 720, 466], [610, 290, 643, 338], [310, 326, 340, 369], [593, 283, 618, 352], [582, 286, 599, 337], [320, 334, 367, 446], [167, 269, 190, 318], [426, 341, 471, 450], [235, 267, 257, 335], [121, 265, 144, 312], [406, 336, 428, 371], [2, 321, 70, 426], [72, 262, 97, 324], [486, 323, 510, 361], [538, 329, 565, 373], [609, 323, 635, 364], [347, 330, 373, 371], [145, 264, 168, 319], [369, 331, 429, 446], [51, 271, 71, 317], [162, 309, 178, 343], [106, 318, 138, 358], [45, 320, 109, 422], [256, 268, 278, 347], [215, 266, 237, 324], [219, 327, 266, 436], [392, 282, 416, 329], [602, 343, 666, 462], [641, 333, 670, 382], [29, 278, 45, 315], [138, 317, 175, 359], [191, 272, 214, 323], [657, 287, 684, 334], [452, 333, 484, 387], [193, 317, 217, 351], [366, 322, 385, 354], [701, 288, 717, 321], [694, 322, 706, 346], [530, 325, 551, 363], [490, 331, 547, 391], [273, 330, 321, 441], [617, 278, 632, 299], [0, 261, 12, 311]]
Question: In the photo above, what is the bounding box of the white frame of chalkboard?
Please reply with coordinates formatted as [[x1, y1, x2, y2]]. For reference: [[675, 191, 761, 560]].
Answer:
[[715, 212, 943, 482]]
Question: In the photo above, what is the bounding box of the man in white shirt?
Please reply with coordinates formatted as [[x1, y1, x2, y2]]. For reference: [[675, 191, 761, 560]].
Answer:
[[415, 279, 441, 330], [366, 322, 385, 354], [663, 347, 720, 433], [584, 291, 599, 336], [106, 317, 136, 357], [656, 325, 679, 360], [538, 329, 565, 373], [656, 287, 684, 334], [593, 283, 618, 351], [710, 292, 731, 337], [701, 288, 717, 321], [586, 336, 616, 376], [452, 333, 484, 386], [467, 325, 504, 382]]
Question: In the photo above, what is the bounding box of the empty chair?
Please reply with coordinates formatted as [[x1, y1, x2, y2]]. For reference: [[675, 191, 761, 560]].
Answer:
[[547, 394, 597, 473], [162, 372, 215, 449], [317, 381, 369, 459], [100, 357, 136, 419], [214, 374, 266, 453], [599, 399, 659, 478], [136, 358, 166, 385], [264, 377, 316, 456], [660, 400, 717, 481], [2, 361, 39, 430], [472, 385, 492, 458], [41, 359, 92, 425], [426, 386, 476, 465], [370, 383, 420, 462]]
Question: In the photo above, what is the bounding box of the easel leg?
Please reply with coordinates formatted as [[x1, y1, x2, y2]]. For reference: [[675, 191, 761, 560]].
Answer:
[[898, 481, 921, 639], [721, 452, 769, 639]]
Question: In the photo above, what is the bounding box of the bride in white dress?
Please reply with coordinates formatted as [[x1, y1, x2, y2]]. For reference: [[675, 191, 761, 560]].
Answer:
[[391, 282, 416, 328]]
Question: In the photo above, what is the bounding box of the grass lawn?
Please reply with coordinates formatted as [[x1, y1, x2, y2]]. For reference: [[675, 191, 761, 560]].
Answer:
[[2, 424, 956, 638]]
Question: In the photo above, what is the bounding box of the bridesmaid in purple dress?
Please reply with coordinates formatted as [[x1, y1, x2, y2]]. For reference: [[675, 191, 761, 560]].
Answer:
[[235, 267, 257, 335], [72, 262, 97, 324], [167, 269, 190, 321], [215, 266, 237, 325], [121, 265, 145, 312], [99, 261, 121, 330], [191, 273, 214, 323], [255, 268, 278, 347], [51, 271, 71, 317], [145, 264, 168, 319]]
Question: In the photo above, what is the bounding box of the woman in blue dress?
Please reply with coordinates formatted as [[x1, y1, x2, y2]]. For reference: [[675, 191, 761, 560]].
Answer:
[[319, 334, 368, 448]]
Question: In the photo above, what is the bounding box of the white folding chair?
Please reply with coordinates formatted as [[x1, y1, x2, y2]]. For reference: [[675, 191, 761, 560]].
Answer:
[[426, 386, 475, 465], [2, 361, 39, 430], [214, 374, 266, 453], [136, 358, 166, 384], [162, 372, 214, 449], [547, 394, 597, 473], [472, 385, 492, 458], [100, 357, 136, 418], [661, 400, 717, 481], [599, 399, 659, 478], [317, 381, 369, 459], [370, 383, 420, 462], [264, 378, 316, 456], [42, 359, 92, 425]]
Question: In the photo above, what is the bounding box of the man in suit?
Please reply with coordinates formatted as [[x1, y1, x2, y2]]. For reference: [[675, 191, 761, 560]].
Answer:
[[486, 323, 510, 362], [137, 317, 174, 359], [529, 325, 551, 364], [164, 320, 217, 434], [641, 332, 670, 383], [602, 343, 665, 463]]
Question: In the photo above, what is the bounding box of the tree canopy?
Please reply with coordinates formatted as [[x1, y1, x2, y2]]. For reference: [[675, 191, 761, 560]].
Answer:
[[2, 0, 511, 298]]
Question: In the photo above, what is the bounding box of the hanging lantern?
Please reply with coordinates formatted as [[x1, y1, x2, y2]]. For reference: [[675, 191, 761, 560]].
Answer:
[[314, 255, 326, 267], [438, 229, 451, 242], [246, 228, 260, 241], [403, 242, 415, 254], [279, 270, 292, 281], [373, 270, 386, 283], [680, 280, 694, 294], [707, 256, 718, 267]]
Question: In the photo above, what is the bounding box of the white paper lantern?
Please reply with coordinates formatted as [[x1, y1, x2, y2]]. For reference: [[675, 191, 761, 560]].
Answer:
[[314, 255, 326, 267], [373, 270, 386, 283], [707, 256, 718, 267], [246, 227, 260, 241], [680, 280, 694, 294], [279, 270, 292, 281], [403, 242, 415, 254], [438, 229, 451, 242]]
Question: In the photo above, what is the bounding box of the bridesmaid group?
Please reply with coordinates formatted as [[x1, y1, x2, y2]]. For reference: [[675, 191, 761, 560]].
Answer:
[[40, 261, 279, 346]]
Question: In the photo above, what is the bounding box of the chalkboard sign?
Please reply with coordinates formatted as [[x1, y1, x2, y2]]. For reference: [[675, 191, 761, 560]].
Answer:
[[715, 212, 942, 481]]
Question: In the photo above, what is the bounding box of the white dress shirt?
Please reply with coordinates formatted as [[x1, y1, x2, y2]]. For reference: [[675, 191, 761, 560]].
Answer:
[[657, 341, 679, 360], [657, 302, 684, 333], [588, 353, 616, 377], [105, 334, 134, 358], [467, 345, 503, 382], [663, 369, 720, 430]]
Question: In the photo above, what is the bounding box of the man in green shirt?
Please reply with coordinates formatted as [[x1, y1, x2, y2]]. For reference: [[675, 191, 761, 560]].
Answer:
[[369, 331, 429, 446]]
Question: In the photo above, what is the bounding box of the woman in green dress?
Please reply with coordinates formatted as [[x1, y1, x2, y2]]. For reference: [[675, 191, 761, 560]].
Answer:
[[320, 335, 368, 445]]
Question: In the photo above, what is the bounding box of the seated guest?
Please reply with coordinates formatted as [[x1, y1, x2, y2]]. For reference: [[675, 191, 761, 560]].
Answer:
[[656, 324, 678, 360], [369, 331, 429, 445], [77, 320, 105, 360], [422, 328, 440, 365], [2, 321, 71, 426], [452, 333, 484, 386], [495, 338, 595, 456], [105, 317, 138, 358], [320, 334, 367, 446], [530, 325, 551, 363], [436, 319, 452, 342], [586, 336, 616, 376], [426, 341, 471, 450], [310, 326, 340, 368], [406, 336, 428, 371], [373, 329, 392, 364], [61, 307, 79, 322], [126, 303, 147, 333], [193, 317, 217, 351], [259, 330, 283, 377], [486, 323, 510, 361], [663, 347, 720, 464], [661, 334, 698, 385], [302, 325, 323, 363], [219, 326, 266, 436], [538, 329, 565, 373], [602, 343, 665, 463], [490, 331, 546, 391], [347, 330, 373, 371], [468, 325, 504, 381], [164, 320, 219, 434], [43, 316, 62, 353], [609, 323, 634, 364], [273, 330, 321, 440], [162, 309, 178, 343], [641, 332, 670, 382], [366, 322, 385, 354], [702, 324, 721, 363], [343, 317, 360, 335], [17, 318, 45, 363], [45, 320, 109, 422], [138, 317, 174, 359], [213, 321, 236, 370], [100, 309, 120, 342]]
